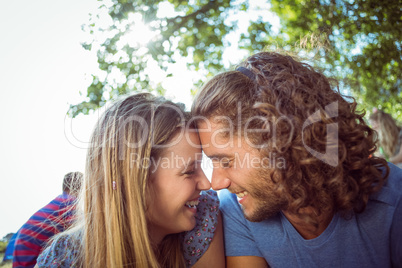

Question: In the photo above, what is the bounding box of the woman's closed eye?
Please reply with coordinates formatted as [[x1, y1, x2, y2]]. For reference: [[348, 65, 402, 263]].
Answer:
[[183, 169, 196, 176]]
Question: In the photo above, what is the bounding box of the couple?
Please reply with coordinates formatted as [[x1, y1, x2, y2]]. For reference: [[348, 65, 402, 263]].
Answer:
[[36, 52, 402, 267]]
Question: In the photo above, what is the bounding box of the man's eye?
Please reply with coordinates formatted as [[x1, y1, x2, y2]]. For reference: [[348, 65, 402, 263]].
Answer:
[[221, 160, 231, 168], [211, 159, 220, 168], [211, 158, 233, 168]]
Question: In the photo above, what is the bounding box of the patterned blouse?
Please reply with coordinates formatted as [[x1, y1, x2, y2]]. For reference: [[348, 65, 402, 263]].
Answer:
[[36, 190, 219, 267]]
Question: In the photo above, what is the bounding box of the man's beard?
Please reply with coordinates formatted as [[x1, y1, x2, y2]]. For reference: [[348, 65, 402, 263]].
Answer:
[[241, 169, 287, 222]]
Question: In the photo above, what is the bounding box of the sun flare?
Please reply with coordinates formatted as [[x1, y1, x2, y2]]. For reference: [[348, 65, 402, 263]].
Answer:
[[125, 13, 159, 47]]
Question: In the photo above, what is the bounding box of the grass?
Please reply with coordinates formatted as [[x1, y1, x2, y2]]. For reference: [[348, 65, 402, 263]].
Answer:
[[0, 252, 12, 268]]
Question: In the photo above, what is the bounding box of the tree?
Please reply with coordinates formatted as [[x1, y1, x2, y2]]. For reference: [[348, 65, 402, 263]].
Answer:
[[265, 0, 402, 120], [72, 0, 402, 120], [1, 233, 14, 242], [71, 0, 238, 116]]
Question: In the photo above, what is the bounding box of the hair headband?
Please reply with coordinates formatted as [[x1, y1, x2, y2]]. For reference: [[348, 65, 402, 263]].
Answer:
[[236, 66, 256, 80]]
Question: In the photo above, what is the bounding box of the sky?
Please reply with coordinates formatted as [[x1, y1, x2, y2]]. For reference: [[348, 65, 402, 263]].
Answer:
[[0, 0, 86, 237], [0, 0, 107, 238], [0, 0, 275, 238]]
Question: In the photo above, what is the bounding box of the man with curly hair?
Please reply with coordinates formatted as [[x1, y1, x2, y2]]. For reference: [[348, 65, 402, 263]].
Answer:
[[192, 52, 402, 267]]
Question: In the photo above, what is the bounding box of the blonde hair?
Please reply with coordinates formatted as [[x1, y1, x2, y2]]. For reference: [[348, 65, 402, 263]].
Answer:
[[70, 93, 188, 267], [369, 110, 401, 159]]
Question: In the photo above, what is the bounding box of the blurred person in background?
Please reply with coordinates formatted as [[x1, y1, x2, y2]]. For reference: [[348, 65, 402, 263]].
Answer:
[[13, 171, 83, 268], [369, 109, 402, 167]]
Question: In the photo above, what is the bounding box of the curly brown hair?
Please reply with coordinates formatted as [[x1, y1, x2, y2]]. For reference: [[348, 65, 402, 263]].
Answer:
[[192, 51, 389, 220]]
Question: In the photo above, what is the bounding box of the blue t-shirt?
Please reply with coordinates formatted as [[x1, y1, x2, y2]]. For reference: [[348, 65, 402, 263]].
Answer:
[[37, 190, 219, 267], [220, 164, 402, 268]]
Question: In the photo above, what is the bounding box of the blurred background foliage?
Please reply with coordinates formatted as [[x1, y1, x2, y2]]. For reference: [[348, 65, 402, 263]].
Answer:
[[70, 0, 402, 121]]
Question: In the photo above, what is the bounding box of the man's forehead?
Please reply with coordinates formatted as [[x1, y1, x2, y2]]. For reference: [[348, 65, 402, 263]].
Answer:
[[197, 118, 222, 129], [203, 150, 236, 160], [197, 119, 232, 137]]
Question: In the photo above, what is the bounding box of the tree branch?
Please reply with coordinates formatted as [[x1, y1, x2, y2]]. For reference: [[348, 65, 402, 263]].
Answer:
[[166, 0, 218, 25]]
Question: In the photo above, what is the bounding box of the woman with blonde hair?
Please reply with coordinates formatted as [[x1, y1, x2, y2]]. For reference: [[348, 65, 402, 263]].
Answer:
[[36, 93, 224, 268], [369, 109, 402, 166]]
